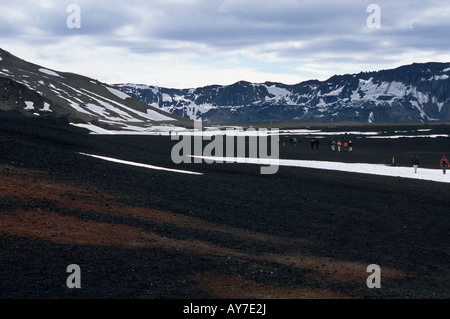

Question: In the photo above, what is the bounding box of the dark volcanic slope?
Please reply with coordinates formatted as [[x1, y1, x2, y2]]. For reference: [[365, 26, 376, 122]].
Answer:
[[0, 115, 449, 301]]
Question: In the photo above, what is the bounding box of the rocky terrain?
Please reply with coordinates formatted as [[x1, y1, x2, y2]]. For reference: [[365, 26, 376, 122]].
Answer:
[[0, 114, 449, 308]]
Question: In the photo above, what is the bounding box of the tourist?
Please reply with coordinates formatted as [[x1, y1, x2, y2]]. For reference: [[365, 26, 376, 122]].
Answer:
[[330, 139, 336, 151], [440, 155, 449, 175], [411, 154, 420, 174]]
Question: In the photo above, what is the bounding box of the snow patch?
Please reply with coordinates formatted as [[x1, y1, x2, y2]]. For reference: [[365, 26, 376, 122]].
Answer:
[[39, 103, 52, 112], [79, 153, 204, 175], [104, 86, 131, 100], [264, 85, 296, 105], [367, 134, 448, 139], [81, 88, 175, 122], [38, 68, 62, 78], [146, 109, 177, 121], [323, 86, 343, 96], [67, 100, 94, 116], [351, 78, 408, 103], [429, 74, 449, 81], [24, 101, 34, 110], [192, 156, 450, 184], [162, 93, 172, 102], [85, 103, 112, 118]]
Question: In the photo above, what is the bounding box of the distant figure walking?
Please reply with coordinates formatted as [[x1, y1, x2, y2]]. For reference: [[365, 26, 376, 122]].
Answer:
[[310, 139, 315, 150], [440, 155, 449, 175], [411, 154, 420, 174], [315, 139, 320, 150], [336, 140, 342, 152], [293, 138, 297, 146], [348, 140, 353, 152], [330, 139, 336, 151], [343, 141, 348, 152]]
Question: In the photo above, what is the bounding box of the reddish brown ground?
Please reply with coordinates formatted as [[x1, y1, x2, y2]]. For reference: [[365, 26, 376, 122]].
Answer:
[[0, 165, 408, 298]]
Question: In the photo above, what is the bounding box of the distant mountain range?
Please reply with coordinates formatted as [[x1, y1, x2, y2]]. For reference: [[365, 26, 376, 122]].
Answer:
[[0, 48, 188, 133], [1, 47, 449, 129], [115, 62, 450, 124]]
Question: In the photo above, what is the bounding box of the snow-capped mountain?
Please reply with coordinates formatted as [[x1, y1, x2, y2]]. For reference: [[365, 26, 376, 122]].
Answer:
[[116, 62, 450, 124], [0, 48, 188, 133]]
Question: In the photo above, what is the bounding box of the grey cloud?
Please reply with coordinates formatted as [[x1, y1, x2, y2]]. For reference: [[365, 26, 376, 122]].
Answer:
[[4, 1, 448, 55], [1, 0, 449, 86]]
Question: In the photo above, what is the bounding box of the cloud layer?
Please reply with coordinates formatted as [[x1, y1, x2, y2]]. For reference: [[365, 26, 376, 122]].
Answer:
[[1, 0, 449, 88]]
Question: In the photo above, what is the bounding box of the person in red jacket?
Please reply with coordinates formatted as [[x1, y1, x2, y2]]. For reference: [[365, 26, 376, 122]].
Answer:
[[440, 155, 449, 175], [343, 141, 348, 151]]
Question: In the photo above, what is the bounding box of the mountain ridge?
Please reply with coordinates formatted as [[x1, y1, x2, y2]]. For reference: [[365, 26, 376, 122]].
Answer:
[[115, 62, 450, 124]]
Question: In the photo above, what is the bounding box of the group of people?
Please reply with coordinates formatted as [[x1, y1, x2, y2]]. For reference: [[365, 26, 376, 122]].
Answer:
[[330, 139, 353, 152], [411, 154, 449, 175], [285, 136, 448, 175], [287, 137, 321, 150]]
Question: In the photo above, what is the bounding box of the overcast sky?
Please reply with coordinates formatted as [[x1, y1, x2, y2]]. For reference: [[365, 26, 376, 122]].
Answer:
[[1, 0, 450, 88]]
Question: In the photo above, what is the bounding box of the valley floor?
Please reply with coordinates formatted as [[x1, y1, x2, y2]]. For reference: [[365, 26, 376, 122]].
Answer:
[[0, 117, 449, 307]]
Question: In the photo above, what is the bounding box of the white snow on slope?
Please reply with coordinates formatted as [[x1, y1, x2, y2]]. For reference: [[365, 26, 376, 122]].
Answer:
[[368, 134, 449, 139], [351, 78, 409, 102], [279, 129, 379, 136], [38, 68, 62, 78], [24, 101, 34, 110], [39, 103, 52, 112], [104, 86, 131, 100], [79, 153, 203, 175], [70, 122, 185, 135], [162, 93, 172, 102], [71, 123, 113, 134], [192, 156, 450, 184], [429, 74, 449, 81], [265, 85, 296, 105], [81, 88, 176, 122], [145, 109, 177, 121]]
